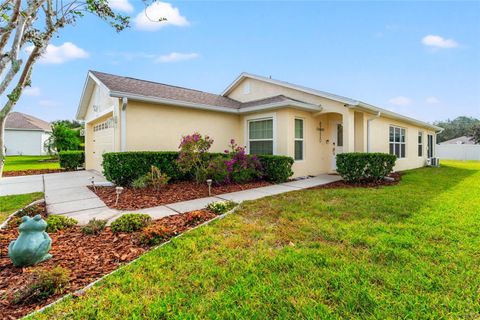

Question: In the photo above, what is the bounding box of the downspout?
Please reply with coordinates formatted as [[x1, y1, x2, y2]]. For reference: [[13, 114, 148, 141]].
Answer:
[[434, 127, 445, 157], [367, 111, 381, 153], [121, 97, 127, 152]]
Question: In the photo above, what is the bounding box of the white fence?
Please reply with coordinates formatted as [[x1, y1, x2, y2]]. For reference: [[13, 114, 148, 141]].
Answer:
[[437, 144, 480, 161]]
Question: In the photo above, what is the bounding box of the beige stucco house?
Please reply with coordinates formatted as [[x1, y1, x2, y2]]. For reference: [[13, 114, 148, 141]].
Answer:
[[77, 71, 442, 176]]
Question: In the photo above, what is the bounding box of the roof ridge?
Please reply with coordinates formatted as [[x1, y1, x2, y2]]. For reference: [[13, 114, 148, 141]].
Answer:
[[90, 70, 234, 98]]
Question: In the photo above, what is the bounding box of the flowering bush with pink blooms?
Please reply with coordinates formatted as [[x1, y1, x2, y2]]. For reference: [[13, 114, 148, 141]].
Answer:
[[225, 139, 263, 183], [205, 139, 263, 184], [177, 133, 214, 183]]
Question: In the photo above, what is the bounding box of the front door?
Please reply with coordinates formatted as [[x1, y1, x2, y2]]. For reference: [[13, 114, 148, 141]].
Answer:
[[427, 134, 434, 158], [331, 122, 344, 171]]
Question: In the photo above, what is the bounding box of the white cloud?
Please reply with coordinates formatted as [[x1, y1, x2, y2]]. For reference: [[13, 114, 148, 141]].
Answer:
[[155, 52, 199, 63], [108, 0, 134, 13], [23, 86, 40, 96], [388, 96, 412, 106], [135, 2, 189, 31], [39, 100, 62, 107], [422, 35, 458, 49], [25, 42, 89, 64], [426, 96, 440, 104]]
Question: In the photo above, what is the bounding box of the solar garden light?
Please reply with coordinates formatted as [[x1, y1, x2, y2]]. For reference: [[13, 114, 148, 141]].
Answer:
[[90, 177, 96, 192], [206, 179, 212, 196], [115, 187, 124, 207]]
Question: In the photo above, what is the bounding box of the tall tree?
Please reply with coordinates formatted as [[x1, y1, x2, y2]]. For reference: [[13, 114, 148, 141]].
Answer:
[[0, 0, 130, 177], [470, 124, 480, 144], [434, 116, 480, 142]]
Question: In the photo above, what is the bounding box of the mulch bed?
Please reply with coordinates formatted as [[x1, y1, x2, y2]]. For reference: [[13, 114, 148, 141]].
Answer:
[[90, 180, 272, 210], [0, 204, 216, 319], [310, 172, 402, 189], [3, 169, 68, 177]]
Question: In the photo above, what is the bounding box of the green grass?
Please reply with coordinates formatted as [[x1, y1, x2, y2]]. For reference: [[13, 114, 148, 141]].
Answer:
[[30, 161, 480, 319], [0, 193, 44, 223], [4, 155, 59, 172]]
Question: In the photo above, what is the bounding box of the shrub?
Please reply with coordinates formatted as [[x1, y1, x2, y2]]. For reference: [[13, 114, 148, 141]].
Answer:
[[224, 140, 263, 184], [205, 156, 229, 184], [257, 155, 294, 183], [46, 215, 77, 233], [132, 166, 170, 189], [81, 218, 107, 235], [177, 132, 214, 183], [59, 151, 84, 170], [336, 152, 397, 182], [140, 225, 175, 246], [110, 214, 151, 233], [12, 267, 70, 305], [103, 151, 293, 186], [206, 200, 236, 215], [103, 151, 187, 186], [184, 210, 208, 226]]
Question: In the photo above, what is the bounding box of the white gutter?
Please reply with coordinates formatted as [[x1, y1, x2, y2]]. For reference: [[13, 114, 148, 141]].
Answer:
[[356, 102, 442, 131], [367, 111, 381, 153]]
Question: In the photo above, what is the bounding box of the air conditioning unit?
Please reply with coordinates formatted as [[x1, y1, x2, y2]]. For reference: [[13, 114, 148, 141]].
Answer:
[[93, 104, 100, 112], [428, 157, 440, 167]]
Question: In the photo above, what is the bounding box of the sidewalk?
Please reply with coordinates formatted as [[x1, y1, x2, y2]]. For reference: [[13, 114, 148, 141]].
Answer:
[[62, 174, 342, 225]]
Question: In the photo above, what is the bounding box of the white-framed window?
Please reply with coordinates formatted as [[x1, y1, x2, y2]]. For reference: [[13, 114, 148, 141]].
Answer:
[[294, 118, 304, 160], [418, 131, 423, 157], [248, 118, 273, 155], [389, 126, 406, 158]]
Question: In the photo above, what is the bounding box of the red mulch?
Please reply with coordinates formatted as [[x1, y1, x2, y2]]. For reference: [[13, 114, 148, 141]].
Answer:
[[0, 205, 216, 319], [3, 169, 67, 177], [310, 172, 402, 189], [90, 180, 272, 210]]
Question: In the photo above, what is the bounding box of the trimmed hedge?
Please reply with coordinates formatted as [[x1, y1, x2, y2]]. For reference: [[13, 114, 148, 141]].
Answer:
[[257, 155, 294, 183], [103, 152, 294, 186], [58, 151, 84, 170], [103, 152, 225, 186], [336, 152, 396, 182]]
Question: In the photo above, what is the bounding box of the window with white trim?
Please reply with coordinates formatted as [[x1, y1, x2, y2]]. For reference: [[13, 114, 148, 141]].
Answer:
[[418, 131, 423, 157], [294, 118, 304, 160], [389, 126, 406, 158], [248, 118, 273, 155]]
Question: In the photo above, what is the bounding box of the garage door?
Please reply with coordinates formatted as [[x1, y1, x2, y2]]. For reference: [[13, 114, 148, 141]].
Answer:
[[92, 118, 114, 172]]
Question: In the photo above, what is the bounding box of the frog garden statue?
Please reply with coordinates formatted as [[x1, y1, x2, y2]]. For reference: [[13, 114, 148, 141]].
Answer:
[[8, 215, 52, 267]]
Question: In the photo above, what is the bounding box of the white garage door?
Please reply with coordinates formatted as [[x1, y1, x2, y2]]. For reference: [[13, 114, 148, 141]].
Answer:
[[92, 118, 114, 172]]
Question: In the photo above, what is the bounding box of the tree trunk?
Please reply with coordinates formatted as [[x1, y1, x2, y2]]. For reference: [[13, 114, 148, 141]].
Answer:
[[0, 115, 6, 178]]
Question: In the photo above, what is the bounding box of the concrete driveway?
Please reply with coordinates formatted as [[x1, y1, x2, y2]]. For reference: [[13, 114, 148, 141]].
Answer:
[[0, 170, 113, 217]]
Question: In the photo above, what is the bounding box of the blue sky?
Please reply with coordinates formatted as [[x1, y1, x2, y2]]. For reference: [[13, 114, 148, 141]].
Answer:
[[13, 0, 480, 123]]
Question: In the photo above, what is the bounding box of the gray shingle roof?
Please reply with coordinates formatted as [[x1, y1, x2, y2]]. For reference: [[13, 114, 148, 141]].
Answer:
[[439, 136, 476, 145], [91, 71, 242, 109], [241, 95, 309, 108], [5, 112, 51, 131]]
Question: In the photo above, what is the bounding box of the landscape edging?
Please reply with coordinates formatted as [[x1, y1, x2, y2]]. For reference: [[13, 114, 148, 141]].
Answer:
[[23, 204, 241, 319], [0, 199, 45, 230]]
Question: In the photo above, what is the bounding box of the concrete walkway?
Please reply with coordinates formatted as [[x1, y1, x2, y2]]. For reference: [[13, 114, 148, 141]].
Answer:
[[1, 171, 341, 225]]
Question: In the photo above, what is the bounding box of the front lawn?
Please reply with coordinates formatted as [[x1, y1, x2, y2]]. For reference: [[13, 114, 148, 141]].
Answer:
[[0, 193, 44, 224], [4, 155, 59, 172], [30, 161, 480, 319]]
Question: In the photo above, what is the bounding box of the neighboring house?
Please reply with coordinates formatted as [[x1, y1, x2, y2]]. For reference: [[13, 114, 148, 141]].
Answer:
[[437, 136, 480, 161], [439, 136, 476, 145], [77, 71, 442, 175], [5, 112, 52, 156]]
